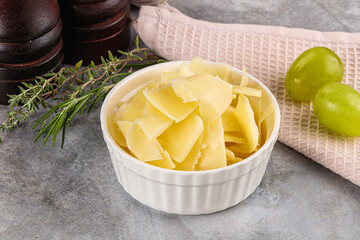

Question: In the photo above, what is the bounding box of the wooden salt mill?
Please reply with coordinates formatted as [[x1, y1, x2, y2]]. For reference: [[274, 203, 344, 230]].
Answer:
[[0, 0, 63, 105], [58, 0, 131, 65]]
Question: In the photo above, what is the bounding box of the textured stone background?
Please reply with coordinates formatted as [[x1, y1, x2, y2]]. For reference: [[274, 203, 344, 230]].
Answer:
[[1, 0, 360, 239]]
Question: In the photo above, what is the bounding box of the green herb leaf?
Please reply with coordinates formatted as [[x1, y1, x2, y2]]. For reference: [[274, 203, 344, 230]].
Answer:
[[74, 60, 83, 70]]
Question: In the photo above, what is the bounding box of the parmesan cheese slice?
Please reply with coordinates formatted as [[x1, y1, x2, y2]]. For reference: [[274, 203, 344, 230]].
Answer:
[[117, 120, 133, 138], [143, 85, 198, 122], [260, 102, 275, 124], [147, 142, 175, 169], [196, 117, 226, 170], [261, 122, 273, 146], [233, 94, 259, 153], [228, 70, 241, 85], [248, 97, 262, 127], [171, 73, 233, 123], [224, 131, 245, 144], [109, 123, 127, 147], [174, 133, 204, 171], [221, 106, 241, 132], [233, 86, 262, 97], [203, 124, 218, 149], [115, 87, 146, 122], [226, 148, 236, 162], [226, 145, 254, 159], [239, 67, 249, 87], [158, 112, 204, 163], [126, 123, 162, 162], [226, 148, 243, 166], [113, 120, 133, 147], [135, 101, 174, 140], [113, 102, 129, 123], [248, 96, 262, 148], [179, 62, 194, 77], [161, 71, 179, 85], [145, 78, 163, 90], [189, 56, 231, 82], [260, 103, 276, 145]]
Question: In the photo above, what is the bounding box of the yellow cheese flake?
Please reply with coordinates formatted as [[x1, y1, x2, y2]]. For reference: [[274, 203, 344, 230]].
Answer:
[[228, 70, 241, 85], [114, 79, 163, 123], [158, 112, 204, 163], [260, 103, 276, 145], [126, 123, 162, 162], [117, 120, 133, 138], [174, 133, 204, 171], [221, 106, 241, 132], [226, 144, 254, 159], [261, 121, 273, 146], [260, 103, 275, 124], [233, 94, 259, 153], [147, 142, 175, 169], [161, 71, 179, 85], [145, 78, 163, 90], [226, 148, 244, 166], [248, 97, 262, 127], [230, 95, 239, 108], [189, 56, 231, 82], [179, 62, 194, 77], [203, 123, 218, 149], [196, 117, 226, 170], [113, 102, 129, 123], [240, 67, 249, 87], [248, 96, 262, 148], [143, 85, 198, 122], [109, 122, 127, 147], [233, 86, 262, 97], [226, 148, 236, 162], [171, 73, 233, 123], [135, 101, 174, 140], [224, 131, 245, 144], [115, 87, 146, 122]]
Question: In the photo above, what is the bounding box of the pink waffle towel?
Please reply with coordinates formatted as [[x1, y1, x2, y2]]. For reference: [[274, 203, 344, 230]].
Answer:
[[133, 4, 360, 186]]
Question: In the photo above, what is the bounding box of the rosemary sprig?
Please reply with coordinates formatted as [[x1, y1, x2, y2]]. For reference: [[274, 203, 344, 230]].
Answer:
[[0, 36, 165, 147]]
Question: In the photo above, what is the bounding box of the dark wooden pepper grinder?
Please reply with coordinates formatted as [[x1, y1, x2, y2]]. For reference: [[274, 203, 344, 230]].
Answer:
[[58, 0, 131, 65], [0, 0, 64, 105]]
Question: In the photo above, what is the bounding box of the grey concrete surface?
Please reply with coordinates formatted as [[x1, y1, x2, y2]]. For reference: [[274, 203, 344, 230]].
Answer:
[[1, 0, 360, 239]]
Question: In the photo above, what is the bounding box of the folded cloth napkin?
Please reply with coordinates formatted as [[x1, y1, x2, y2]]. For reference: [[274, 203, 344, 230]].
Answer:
[[133, 4, 360, 186]]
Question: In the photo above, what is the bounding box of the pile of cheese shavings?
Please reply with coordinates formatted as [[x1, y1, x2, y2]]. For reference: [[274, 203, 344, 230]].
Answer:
[[113, 56, 275, 171]]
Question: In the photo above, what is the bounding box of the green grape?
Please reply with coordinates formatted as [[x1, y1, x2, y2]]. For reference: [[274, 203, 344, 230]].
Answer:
[[285, 47, 344, 101], [313, 82, 360, 136]]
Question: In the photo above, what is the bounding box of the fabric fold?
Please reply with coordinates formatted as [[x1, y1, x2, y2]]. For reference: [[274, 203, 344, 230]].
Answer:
[[133, 4, 360, 186]]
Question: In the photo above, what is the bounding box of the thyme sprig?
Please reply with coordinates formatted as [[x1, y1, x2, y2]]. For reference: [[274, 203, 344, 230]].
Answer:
[[0, 36, 165, 147]]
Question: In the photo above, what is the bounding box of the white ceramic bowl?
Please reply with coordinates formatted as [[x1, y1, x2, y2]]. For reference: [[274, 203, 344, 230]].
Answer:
[[100, 61, 281, 215]]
